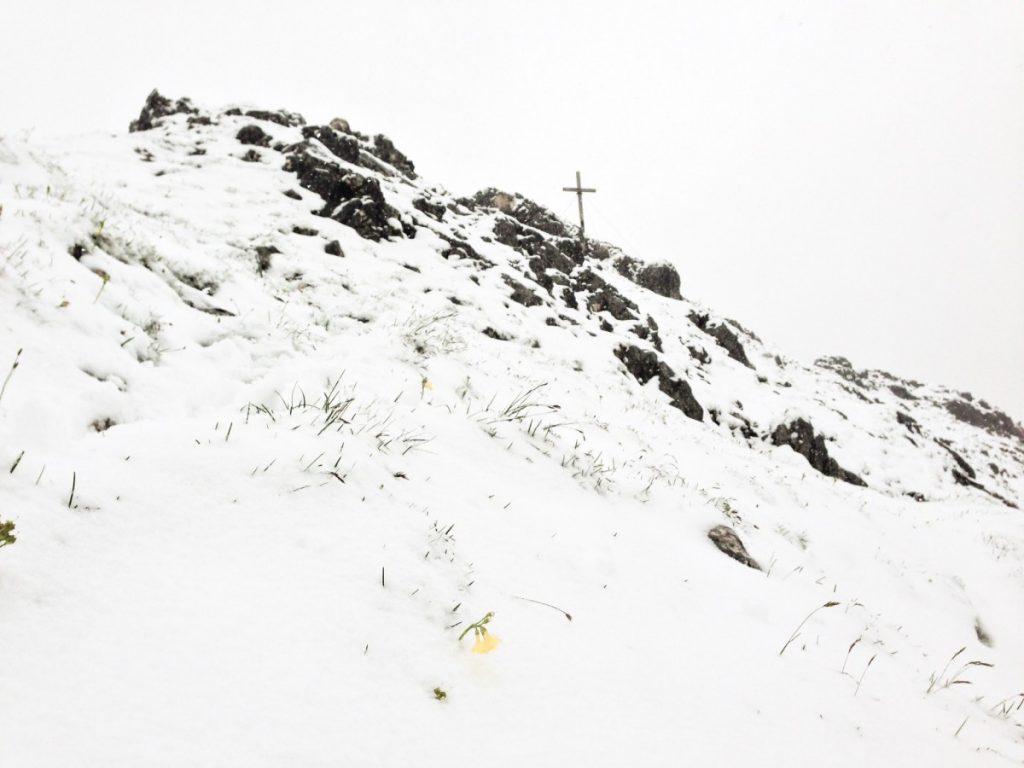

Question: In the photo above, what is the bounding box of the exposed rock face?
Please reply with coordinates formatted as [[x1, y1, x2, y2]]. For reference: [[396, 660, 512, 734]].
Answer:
[[614, 345, 703, 422], [707, 526, 761, 570], [372, 135, 416, 178], [575, 270, 638, 321], [945, 398, 1023, 442], [245, 109, 305, 127], [615, 256, 682, 300], [301, 126, 361, 164], [283, 146, 410, 242], [236, 125, 271, 147], [771, 419, 866, 486], [129, 90, 198, 132], [502, 275, 543, 307], [688, 312, 752, 368], [474, 188, 569, 238]]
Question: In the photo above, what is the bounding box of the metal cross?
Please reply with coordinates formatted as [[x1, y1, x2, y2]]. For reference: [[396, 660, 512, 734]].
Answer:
[[562, 171, 596, 252]]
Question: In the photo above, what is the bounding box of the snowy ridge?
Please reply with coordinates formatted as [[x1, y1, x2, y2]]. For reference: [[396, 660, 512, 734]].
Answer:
[[0, 92, 1022, 766]]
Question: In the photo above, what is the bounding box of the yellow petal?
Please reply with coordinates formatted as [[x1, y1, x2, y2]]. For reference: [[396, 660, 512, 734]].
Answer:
[[471, 633, 501, 654]]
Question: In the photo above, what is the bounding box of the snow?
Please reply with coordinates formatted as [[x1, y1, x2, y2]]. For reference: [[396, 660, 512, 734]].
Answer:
[[0, 104, 1022, 766]]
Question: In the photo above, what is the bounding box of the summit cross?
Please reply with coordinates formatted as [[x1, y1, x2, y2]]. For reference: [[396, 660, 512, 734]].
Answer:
[[562, 170, 596, 254]]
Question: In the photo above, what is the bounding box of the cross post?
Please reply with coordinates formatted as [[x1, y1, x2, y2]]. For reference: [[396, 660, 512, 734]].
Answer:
[[562, 170, 596, 256]]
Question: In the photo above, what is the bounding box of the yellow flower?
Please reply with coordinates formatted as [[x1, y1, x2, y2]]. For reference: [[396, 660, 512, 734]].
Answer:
[[471, 632, 501, 654], [421, 378, 433, 391]]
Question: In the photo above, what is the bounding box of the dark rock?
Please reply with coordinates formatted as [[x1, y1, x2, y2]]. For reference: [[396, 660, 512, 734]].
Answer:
[[945, 398, 1023, 441], [473, 188, 568, 238], [561, 287, 578, 310], [254, 245, 279, 275], [482, 327, 511, 341], [412, 197, 446, 221], [707, 525, 761, 570], [241, 149, 262, 163], [896, 411, 922, 435], [245, 109, 305, 127], [437, 233, 488, 264], [292, 226, 318, 236], [630, 316, 663, 352], [889, 384, 918, 401], [372, 134, 416, 178], [905, 491, 927, 502], [771, 419, 866, 486], [324, 240, 344, 257], [236, 125, 271, 147], [688, 345, 711, 365], [615, 256, 682, 300], [129, 90, 198, 132], [223, 108, 242, 116], [935, 439, 976, 479], [69, 243, 86, 261], [188, 146, 207, 156], [302, 125, 360, 164], [282, 147, 405, 241], [283, 189, 302, 200], [575, 270, 638, 321], [614, 345, 703, 421], [688, 311, 752, 368], [503, 275, 543, 307]]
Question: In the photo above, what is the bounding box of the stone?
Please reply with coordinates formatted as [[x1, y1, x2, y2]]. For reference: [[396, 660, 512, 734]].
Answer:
[[324, 240, 344, 257], [129, 90, 198, 132], [372, 134, 416, 178], [245, 108, 305, 127], [707, 526, 761, 570], [688, 312, 752, 368], [236, 125, 271, 147], [771, 419, 866, 486], [614, 345, 703, 422], [503, 275, 543, 307]]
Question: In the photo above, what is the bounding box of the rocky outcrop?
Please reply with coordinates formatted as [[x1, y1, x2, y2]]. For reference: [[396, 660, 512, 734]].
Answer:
[[771, 419, 866, 486], [575, 270, 637, 321], [688, 312, 752, 369], [707, 526, 761, 570], [244, 108, 305, 127], [372, 135, 416, 178], [236, 125, 271, 147], [615, 256, 682, 300], [614, 345, 703, 422], [474, 189, 569, 238], [282, 145, 410, 241], [129, 90, 198, 132], [945, 398, 1023, 442]]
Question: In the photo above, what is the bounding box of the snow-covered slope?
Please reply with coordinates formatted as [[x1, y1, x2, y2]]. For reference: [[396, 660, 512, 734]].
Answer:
[[0, 91, 1022, 767]]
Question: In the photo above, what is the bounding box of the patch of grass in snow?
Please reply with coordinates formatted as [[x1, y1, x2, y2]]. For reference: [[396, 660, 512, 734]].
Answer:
[[0, 519, 15, 549], [925, 646, 994, 694]]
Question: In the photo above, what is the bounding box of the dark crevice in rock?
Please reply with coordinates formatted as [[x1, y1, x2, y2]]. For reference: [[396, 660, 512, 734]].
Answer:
[[614, 345, 703, 422], [707, 526, 761, 570], [771, 418, 866, 486]]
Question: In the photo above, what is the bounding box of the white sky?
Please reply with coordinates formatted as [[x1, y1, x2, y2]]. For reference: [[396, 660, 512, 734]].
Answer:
[[4, 0, 1022, 419]]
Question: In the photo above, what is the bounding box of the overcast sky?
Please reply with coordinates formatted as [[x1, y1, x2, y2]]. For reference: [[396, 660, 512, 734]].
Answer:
[[4, 0, 1022, 419]]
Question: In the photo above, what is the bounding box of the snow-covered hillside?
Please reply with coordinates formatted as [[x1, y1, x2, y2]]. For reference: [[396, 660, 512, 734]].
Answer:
[[1, 91, 1022, 767]]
